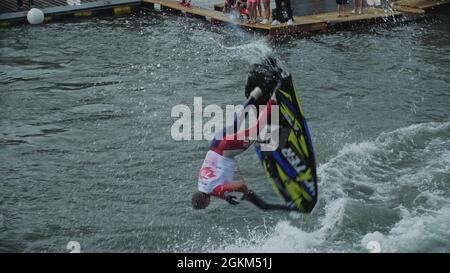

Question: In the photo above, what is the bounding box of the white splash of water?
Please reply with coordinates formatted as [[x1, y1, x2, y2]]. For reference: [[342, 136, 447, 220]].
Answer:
[[219, 39, 274, 65], [200, 122, 450, 252], [210, 197, 347, 253], [361, 205, 450, 252]]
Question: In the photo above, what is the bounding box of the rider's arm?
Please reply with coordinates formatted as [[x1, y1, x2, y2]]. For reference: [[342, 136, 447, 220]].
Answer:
[[211, 180, 248, 198], [211, 181, 248, 205], [243, 191, 298, 211]]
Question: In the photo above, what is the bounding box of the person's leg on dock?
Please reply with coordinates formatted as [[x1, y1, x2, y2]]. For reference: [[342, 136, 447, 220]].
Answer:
[[17, 0, 23, 11], [271, 0, 282, 25], [336, 1, 339, 17], [342, 2, 347, 17], [337, 2, 342, 17], [248, 0, 256, 24], [284, 0, 293, 26], [357, 0, 363, 14], [284, 0, 293, 20], [247, 0, 252, 23], [251, 1, 257, 23], [247, 0, 251, 22], [261, 0, 270, 24], [336, 0, 348, 17], [256, 0, 262, 19]]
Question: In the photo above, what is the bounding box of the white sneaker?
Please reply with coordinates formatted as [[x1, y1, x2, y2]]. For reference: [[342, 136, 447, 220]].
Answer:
[[271, 20, 280, 26], [287, 19, 293, 26], [351, 9, 356, 13], [261, 19, 268, 24]]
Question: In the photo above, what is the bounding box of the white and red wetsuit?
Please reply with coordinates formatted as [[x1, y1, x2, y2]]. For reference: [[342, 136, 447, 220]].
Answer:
[[197, 100, 274, 198]]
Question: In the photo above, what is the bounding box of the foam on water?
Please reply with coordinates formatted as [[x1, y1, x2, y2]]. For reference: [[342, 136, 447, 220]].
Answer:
[[209, 197, 347, 252], [361, 205, 450, 252], [200, 122, 450, 252]]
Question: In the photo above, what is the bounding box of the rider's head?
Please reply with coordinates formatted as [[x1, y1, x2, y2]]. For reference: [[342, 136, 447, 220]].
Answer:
[[191, 191, 211, 209]]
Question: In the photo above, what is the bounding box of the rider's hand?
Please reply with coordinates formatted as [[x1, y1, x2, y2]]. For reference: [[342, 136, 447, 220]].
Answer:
[[225, 195, 239, 205]]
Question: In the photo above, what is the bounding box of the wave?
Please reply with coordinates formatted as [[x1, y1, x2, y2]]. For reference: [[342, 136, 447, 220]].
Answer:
[[361, 205, 450, 252], [200, 122, 450, 252]]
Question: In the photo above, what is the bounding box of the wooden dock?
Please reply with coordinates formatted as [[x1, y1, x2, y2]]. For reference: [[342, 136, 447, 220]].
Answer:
[[0, 0, 141, 25], [394, 0, 450, 11], [0, 0, 449, 37], [0, 0, 97, 14], [140, 0, 448, 36]]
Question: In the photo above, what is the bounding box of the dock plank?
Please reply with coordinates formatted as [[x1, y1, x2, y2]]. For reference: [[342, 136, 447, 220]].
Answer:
[[305, 7, 403, 23], [0, 0, 98, 14], [394, 0, 450, 9], [393, 5, 426, 13]]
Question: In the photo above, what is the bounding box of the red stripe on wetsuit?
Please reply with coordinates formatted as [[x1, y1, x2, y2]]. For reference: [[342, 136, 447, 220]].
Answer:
[[211, 101, 273, 156]]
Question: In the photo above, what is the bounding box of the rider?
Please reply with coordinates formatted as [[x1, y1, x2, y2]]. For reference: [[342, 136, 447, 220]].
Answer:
[[192, 59, 290, 210]]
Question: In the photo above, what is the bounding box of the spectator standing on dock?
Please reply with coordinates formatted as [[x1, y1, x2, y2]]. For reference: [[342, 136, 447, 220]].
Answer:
[[351, 0, 364, 14], [261, 0, 270, 24], [336, 0, 349, 17], [272, 0, 293, 26]]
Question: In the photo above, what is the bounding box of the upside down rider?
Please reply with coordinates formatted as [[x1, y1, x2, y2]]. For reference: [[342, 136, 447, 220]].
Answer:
[[191, 60, 298, 211]]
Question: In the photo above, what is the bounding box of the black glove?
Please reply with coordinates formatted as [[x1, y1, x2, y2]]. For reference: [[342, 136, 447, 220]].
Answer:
[[242, 190, 256, 201], [225, 195, 239, 205]]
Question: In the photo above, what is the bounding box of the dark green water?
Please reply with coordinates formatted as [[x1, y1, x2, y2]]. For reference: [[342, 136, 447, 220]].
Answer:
[[0, 11, 449, 252]]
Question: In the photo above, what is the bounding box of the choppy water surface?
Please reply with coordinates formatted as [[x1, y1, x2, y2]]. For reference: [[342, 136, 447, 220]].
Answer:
[[0, 11, 449, 252]]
